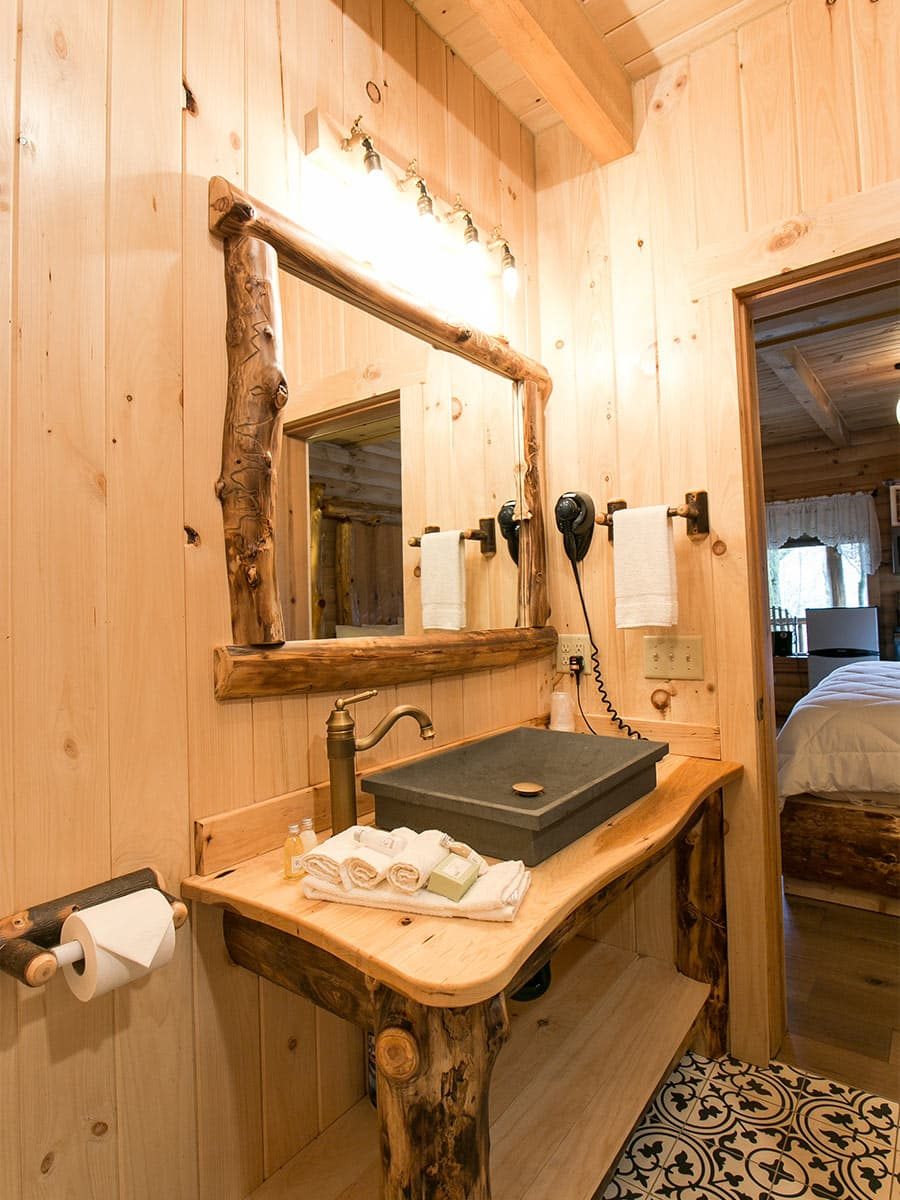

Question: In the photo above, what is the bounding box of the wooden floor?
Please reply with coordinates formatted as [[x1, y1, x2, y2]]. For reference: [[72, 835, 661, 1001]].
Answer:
[[778, 893, 900, 1101]]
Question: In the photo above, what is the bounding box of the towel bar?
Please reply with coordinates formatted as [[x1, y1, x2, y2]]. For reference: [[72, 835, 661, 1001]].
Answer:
[[0, 867, 188, 987], [595, 491, 709, 542], [408, 517, 496, 556]]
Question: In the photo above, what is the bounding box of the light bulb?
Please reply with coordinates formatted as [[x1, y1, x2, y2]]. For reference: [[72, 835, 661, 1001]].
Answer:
[[361, 137, 389, 202], [416, 180, 437, 222], [895, 395, 900, 425], [501, 244, 519, 298], [362, 137, 382, 177]]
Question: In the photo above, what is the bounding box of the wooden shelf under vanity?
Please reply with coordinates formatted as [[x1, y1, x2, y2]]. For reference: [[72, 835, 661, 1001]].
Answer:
[[249, 935, 708, 1200]]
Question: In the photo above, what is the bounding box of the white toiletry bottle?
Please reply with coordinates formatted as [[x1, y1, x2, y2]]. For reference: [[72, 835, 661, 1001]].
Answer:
[[283, 823, 304, 880], [299, 816, 318, 852]]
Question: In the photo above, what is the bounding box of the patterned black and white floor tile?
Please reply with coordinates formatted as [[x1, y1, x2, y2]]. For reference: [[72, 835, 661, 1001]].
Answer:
[[602, 1053, 900, 1200]]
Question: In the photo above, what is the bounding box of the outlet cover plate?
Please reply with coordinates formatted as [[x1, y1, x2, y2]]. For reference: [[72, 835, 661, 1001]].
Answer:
[[643, 635, 704, 680], [557, 634, 591, 674]]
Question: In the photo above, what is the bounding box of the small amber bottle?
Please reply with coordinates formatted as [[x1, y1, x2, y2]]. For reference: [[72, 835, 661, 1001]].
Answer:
[[283, 823, 304, 880]]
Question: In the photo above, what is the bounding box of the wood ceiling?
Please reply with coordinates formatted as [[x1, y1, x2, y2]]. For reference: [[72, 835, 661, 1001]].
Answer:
[[408, 0, 774, 139], [753, 264, 900, 448]]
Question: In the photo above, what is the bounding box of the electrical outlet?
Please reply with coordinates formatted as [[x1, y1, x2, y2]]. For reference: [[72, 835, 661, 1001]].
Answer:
[[557, 633, 591, 673], [643, 635, 704, 680]]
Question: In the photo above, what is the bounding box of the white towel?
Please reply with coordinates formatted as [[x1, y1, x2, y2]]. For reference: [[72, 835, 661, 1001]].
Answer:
[[303, 859, 531, 923], [421, 530, 466, 630], [614, 505, 678, 628], [341, 827, 417, 890], [300, 826, 362, 887], [386, 829, 452, 893]]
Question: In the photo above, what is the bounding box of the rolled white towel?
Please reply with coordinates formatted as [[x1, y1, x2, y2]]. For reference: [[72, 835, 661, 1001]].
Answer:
[[302, 859, 531, 923], [340, 845, 393, 890], [300, 826, 361, 887], [340, 828, 416, 890], [386, 829, 451, 893]]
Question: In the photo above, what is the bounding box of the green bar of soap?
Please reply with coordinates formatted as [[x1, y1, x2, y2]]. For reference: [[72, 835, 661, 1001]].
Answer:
[[426, 852, 478, 902]]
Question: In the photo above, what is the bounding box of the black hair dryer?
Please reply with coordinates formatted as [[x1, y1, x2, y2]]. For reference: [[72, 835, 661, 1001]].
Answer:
[[554, 492, 595, 564], [497, 500, 520, 565]]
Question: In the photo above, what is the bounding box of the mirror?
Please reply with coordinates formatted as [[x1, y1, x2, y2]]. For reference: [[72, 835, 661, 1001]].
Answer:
[[209, 176, 552, 699], [275, 278, 520, 643]]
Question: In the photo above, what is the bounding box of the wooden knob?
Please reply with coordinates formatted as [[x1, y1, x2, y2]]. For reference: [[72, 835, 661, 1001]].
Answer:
[[170, 900, 189, 930], [375, 1027, 420, 1083], [24, 952, 58, 988]]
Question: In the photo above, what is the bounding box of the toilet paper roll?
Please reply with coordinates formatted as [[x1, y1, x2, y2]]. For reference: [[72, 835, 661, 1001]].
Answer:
[[60, 889, 176, 1002]]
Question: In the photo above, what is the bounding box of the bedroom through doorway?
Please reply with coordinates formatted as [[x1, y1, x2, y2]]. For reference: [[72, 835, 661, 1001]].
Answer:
[[741, 253, 899, 1099]]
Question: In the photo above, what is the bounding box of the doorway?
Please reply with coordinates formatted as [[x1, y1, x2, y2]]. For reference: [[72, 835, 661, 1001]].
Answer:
[[740, 253, 899, 1099]]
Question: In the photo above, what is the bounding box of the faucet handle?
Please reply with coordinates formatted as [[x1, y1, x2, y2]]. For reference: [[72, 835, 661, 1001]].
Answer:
[[334, 689, 378, 711]]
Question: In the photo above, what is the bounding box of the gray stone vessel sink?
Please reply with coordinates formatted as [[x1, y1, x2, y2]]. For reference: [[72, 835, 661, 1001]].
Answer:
[[361, 727, 668, 866]]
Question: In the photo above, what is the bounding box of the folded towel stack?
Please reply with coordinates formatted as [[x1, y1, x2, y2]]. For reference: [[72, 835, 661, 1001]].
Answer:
[[299, 825, 528, 922], [303, 859, 531, 923]]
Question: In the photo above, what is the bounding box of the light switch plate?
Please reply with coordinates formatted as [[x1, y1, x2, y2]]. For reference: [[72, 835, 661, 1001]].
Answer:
[[557, 634, 591, 673], [643, 636, 704, 680]]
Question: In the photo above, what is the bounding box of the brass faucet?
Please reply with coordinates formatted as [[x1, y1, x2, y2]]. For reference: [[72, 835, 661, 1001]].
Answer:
[[326, 689, 435, 833]]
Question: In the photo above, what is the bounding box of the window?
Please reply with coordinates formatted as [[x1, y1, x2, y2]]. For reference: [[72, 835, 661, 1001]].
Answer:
[[765, 492, 879, 655], [768, 539, 867, 652]]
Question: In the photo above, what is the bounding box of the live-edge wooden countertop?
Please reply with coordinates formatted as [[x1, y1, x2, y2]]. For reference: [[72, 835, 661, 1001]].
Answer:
[[182, 755, 741, 1007]]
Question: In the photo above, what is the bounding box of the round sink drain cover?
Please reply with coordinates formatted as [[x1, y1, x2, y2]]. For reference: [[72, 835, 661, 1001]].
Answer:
[[512, 781, 544, 797]]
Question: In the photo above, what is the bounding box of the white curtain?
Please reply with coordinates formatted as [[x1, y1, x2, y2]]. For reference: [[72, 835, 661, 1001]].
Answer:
[[765, 491, 882, 576]]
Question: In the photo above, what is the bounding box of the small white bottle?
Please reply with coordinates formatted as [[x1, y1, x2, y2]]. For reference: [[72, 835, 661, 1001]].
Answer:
[[299, 816, 318, 852]]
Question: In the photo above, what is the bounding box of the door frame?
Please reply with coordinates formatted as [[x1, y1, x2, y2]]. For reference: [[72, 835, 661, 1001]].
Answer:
[[687, 178, 900, 1063]]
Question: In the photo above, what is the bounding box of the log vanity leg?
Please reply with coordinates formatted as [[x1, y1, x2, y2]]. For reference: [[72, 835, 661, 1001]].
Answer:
[[675, 790, 728, 1057], [222, 911, 510, 1198], [372, 988, 509, 1200]]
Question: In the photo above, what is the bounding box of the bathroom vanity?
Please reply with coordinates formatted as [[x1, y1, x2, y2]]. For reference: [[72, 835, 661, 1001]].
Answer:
[[183, 754, 739, 1200]]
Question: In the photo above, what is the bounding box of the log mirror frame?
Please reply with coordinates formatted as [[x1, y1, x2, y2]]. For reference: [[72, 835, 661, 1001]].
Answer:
[[208, 177, 554, 700]]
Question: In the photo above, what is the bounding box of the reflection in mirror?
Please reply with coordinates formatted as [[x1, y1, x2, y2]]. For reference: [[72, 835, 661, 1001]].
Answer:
[[274, 277, 520, 644], [306, 401, 403, 639]]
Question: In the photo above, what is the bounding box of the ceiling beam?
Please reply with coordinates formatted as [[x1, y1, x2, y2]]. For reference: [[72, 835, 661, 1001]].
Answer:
[[463, 0, 633, 165], [759, 346, 851, 447], [754, 299, 899, 350]]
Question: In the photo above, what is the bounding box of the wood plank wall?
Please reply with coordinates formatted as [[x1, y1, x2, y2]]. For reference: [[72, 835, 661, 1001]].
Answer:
[[535, 0, 898, 1063], [0, 3, 548, 1197]]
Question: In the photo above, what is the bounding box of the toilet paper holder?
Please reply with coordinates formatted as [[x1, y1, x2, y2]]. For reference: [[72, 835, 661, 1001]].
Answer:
[[0, 867, 188, 987]]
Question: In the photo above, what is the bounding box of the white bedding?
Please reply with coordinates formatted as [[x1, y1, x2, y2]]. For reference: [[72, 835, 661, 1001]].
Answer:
[[777, 661, 900, 800]]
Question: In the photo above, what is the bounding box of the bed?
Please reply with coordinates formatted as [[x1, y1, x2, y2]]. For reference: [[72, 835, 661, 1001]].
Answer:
[[777, 661, 900, 905]]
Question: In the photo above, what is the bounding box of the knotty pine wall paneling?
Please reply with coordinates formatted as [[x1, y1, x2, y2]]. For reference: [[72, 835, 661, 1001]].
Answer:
[[108, 2, 198, 1196], [15, 4, 118, 1196], [1, 1, 547, 1196], [0, 3, 19, 1197], [535, 0, 898, 1064]]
